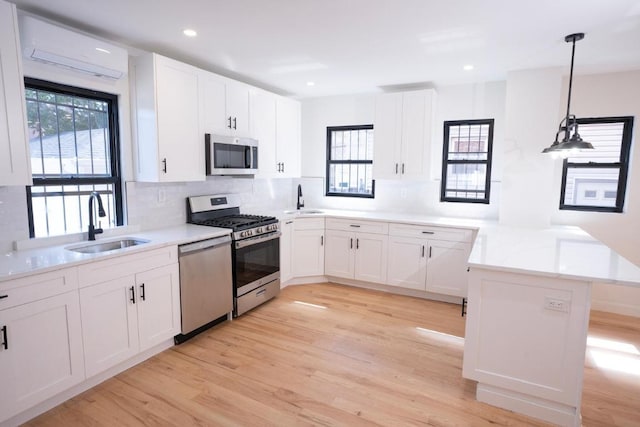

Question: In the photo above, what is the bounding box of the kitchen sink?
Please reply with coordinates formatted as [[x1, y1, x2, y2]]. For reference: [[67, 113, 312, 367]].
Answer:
[[284, 209, 324, 215], [66, 238, 150, 254]]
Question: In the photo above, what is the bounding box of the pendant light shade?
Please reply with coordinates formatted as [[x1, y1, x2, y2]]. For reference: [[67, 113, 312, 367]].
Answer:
[[542, 33, 594, 155]]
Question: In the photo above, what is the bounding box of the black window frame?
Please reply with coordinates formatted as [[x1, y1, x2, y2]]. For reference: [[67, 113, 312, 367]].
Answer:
[[440, 118, 494, 204], [559, 116, 634, 213], [325, 124, 375, 198], [24, 77, 124, 238]]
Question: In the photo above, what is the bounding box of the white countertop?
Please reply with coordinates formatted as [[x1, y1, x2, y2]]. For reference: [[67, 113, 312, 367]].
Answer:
[[274, 208, 492, 230], [468, 225, 640, 287], [0, 224, 230, 282]]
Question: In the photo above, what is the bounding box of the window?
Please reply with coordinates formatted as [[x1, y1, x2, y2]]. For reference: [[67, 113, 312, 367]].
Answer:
[[25, 78, 123, 238], [441, 119, 494, 203], [560, 116, 633, 212], [326, 125, 375, 197]]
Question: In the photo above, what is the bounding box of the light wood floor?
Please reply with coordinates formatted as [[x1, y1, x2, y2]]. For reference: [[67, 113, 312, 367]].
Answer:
[[27, 283, 640, 426]]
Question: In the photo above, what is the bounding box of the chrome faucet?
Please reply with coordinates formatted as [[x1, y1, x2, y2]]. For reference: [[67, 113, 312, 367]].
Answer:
[[88, 191, 106, 241], [297, 184, 305, 210]]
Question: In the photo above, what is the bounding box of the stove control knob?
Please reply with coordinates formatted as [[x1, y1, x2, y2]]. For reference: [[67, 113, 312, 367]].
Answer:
[[257, 227, 263, 234], [240, 231, 246, 238]]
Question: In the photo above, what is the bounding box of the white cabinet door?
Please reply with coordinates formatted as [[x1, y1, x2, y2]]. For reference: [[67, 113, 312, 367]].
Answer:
[[136, 263, 180, 351], [426, 241, 471, 297], [324, 229, 354, 279], [80, 277, 139, 378], [134, 53, 203, 182], [155, 56, 202, 182], [373, 93, 403, 180], [292, 229, 325, 277], [250, 90, 278, 177], [280, 219, 294, 283], [373, 89, 435, 180], [0, 292, 84, 422], [354, 232, 388, 284], [200, 72, 228, 135], [387, 236, 426, 290], [400, 90, 428, 179], [226, 81, 250, 137], [0, 0, 31, 186], [275, 96, 301, 177]]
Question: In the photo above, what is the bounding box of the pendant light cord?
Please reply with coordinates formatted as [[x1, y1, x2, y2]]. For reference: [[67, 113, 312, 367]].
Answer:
[[564, 36, 577, 140]]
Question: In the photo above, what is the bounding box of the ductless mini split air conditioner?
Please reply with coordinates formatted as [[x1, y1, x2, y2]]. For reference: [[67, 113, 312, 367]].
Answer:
[[18, 15, 128, 80]]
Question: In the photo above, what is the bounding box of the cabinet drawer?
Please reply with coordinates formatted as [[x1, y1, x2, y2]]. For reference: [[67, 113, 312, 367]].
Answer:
[[0, 268, 78, 311], [326, 218, 388, 235], [294, 217, 325, 230], [77, 246, 178, 288], [389, 223, 473, 242]]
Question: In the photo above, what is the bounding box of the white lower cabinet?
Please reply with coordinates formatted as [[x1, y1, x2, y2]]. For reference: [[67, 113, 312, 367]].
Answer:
[[325, 229, 388, 284], [80, 263, 180, 378], [292, 218, 325, 277], [387, 224, 473, 297], [280, 219, 294, 283], [387, 236, 427, 291], [0, 291, 85, 422], [426, 240, 471, 296]]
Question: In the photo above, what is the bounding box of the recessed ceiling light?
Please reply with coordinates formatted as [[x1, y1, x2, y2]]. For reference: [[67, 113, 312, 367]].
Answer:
[[95, 47, 111, 54], [463, 64, 474, 71], [306, 81, 315, 86], [183, 29, 197, 37]]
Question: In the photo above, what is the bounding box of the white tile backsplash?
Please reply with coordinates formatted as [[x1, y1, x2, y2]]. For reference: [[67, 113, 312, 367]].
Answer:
[[0, 177, 294, 254], [126, 176, 294, 230], [295, 177, 500, 219], [0, 186, 31, 253]]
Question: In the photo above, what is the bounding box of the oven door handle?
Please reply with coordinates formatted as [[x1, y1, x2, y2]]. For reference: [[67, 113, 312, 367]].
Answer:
[[235, 231, 281, 249]]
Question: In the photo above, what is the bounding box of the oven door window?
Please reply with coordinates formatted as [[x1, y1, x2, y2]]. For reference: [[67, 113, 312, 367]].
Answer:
[[234, 237, 280, 290], [214, 143, 250, 169]]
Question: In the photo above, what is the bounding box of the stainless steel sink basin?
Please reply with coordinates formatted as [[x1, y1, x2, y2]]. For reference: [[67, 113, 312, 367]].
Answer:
[[283, 209, 324, 215], [66, 238, 150, 254]]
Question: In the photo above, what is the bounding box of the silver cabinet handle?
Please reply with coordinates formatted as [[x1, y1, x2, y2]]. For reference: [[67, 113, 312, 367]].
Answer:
[[429, 246, 432, 258], [162, 158, 167, 173], [402, 163, 405, 174], [256, 289, 266, 296], [350, 238, 353, 249], [1, 325, 7, 350], [321, 235, 324, 246], [228, 116, 233, 129], [422, 245, 425, 258], [395, 163, 398, 174], [349, 224, 361, 228], [422, 231, 435, 235]]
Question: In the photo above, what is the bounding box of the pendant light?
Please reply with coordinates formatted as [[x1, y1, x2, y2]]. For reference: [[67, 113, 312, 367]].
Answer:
[[542, 33, 594, 155]]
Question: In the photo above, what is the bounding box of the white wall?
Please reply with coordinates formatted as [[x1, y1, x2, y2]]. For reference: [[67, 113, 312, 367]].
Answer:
[[299, 81, 506, 219], [498, 67, 563, 228]]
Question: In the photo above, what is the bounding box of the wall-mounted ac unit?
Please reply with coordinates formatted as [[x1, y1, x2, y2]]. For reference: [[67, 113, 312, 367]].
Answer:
[[18, 15, 128, 80]]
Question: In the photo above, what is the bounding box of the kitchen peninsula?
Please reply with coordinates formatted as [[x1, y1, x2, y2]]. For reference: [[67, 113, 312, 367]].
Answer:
[[463, 225, 640, 426]]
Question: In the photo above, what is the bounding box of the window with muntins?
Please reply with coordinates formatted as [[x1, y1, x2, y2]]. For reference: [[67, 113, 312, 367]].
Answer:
[[441, 119, 494, 203], [560, 116, 633, 212], [25, 78, 123, 238], [326, 125, 375, 198]]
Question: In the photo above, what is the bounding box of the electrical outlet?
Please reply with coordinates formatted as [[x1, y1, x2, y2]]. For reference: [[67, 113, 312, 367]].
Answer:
[[544, 297, 570, 313]]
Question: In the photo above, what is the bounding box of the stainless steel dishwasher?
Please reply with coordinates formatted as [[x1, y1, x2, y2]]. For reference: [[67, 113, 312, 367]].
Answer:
[[175, 234, 233, 343]]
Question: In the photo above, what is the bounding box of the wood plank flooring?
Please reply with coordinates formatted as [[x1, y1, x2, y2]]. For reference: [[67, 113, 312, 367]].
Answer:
[[27, 283, 640, 426]]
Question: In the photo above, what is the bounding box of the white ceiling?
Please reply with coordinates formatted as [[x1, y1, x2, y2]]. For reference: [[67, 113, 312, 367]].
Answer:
[[11, 0, 640, 98]]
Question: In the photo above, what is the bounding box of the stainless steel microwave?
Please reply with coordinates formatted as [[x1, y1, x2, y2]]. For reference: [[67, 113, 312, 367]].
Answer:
[[205, 133, 258, 175]]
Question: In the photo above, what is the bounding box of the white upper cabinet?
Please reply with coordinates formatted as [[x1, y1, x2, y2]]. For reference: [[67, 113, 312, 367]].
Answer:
[[0, 0, 31, 186], [373, 89, 436, 180], [200, 71, 250, 138], [250, 91, 301, 178], [133, 53, 204, 182], [250, 89, 278, 177], [275, 96, 301, 177]]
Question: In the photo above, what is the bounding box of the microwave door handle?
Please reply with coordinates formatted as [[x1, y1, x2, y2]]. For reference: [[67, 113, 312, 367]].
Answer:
[[245, 146, 251, 169]]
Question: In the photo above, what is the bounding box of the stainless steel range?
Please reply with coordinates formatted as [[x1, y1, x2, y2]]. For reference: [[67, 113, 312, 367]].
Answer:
[[187, 194, 280, 316]]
